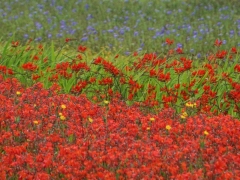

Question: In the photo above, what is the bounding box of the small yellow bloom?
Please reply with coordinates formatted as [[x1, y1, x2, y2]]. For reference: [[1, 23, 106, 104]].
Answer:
[[59, 112, 63, 116], [204, 130, 209, 136], [61, 104, 66, 109], [16, 91, 21, 95], [149, 117, 155, 122], [181, 115, 186, 119], [185, 102, 193, 108], [88, 117, 93, 123], [147, 127, 151, 130], [33, 120, 39, 125], [185, 102, 197, 108], [104, 100, 109, 104], [181, 112, 188, 119], [166, 125, 171, 130], [60, 115, 66, 121]]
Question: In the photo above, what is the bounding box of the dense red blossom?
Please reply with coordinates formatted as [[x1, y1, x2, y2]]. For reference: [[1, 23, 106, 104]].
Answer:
[[1, 76, 239, 179], [0, 40, 240, 179]]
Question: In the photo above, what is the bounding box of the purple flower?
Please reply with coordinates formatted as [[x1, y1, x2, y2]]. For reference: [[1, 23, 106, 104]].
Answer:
[[119, 28, 125, 35], [229, 30, 234, 35], [108, 29, 114, 33], [197, 53, 201, 58], [24, 34, 29, 39], [35, 22, 42, 30], [86, 14, 93, 20], [177, 43, 183, 48], [56, 6, 63, 11], [71, 21, 77, 26], [35, 37, 42, 42], [125, 51, 130, 56], [148, 27, 154, 31], [85, 4, 89, 10], [81, 36, 88, 42], [56, 33, 63, 38], [167, 11, 172, 15], [68, 29, 76, 35], [134, 31, 139, 36]]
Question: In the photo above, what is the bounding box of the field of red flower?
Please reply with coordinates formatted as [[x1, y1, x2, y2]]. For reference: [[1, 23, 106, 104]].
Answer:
[[0, 74, 240, 179], [0, 38, 240, 179]]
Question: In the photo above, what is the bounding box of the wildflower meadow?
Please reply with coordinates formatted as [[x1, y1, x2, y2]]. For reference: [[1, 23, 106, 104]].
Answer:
[[0, 0, 240, 179]]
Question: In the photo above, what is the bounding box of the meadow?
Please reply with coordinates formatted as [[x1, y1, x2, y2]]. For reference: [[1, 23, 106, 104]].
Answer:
[[0, 0, 240, 179]]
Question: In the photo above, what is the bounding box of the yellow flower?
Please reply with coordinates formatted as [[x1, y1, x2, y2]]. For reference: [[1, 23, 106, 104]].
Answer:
[[33, 120, 39, 125], [88, 117, 93, 123], [149, 117, 155, 122], [59, 112, 62, 116], [60, 115, 66, 121], [147, 127, 151, 130], [185, 102, 197, 108], [181, 112, 188, 119], [104, 100, 109, 104], [166, 125, 171, 130], [61, 104, 66, 109], [185, 102, 193, 108], [16, 91, 21, 95], [204, 130, 209, 136]]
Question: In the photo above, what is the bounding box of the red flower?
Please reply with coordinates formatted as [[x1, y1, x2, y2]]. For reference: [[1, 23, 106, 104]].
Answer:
[[32, 55, 39, 61], [65, 38, 71, 43], [78, 45, 87, 52], [166, 38, 174, 45], [32, 74, 41, 81], [22, 62, 38, 71], [231, 47, 237, 54], [174, 84, 180, 89], [216, 50, 228, 59], [149, 69, 157, 77], [176, 47, 183, 54], [158, 72, 171, 82], [93, 56, 103, 65], [234, 64, 240, 73], [11, 41, 19, 47], [65, 38, 77, 43], [7, 68, 14, 75], [133, 51, 138, 56], [214, 39, 222, 47]]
